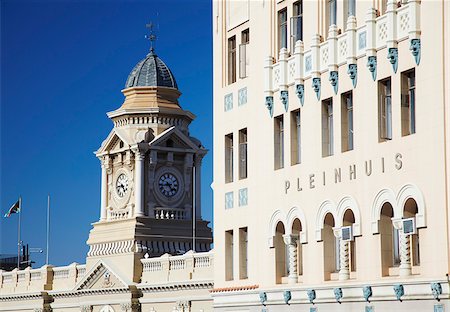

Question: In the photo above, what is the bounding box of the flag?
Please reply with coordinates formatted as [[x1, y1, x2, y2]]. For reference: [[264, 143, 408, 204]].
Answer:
[[4, 199, 20, 218]]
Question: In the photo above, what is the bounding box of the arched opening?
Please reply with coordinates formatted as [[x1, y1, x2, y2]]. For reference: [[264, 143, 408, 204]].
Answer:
[[292, 218, 303, 277], [323, 213, 336, 280], [342, 209, 356, 275], [379, 202, 397, 276], [275, 221, 286, 284], [404, 198, 420, 268]]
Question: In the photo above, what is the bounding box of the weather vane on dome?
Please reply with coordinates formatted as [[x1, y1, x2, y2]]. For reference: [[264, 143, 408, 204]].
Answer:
[[145, 22, 157, 52]]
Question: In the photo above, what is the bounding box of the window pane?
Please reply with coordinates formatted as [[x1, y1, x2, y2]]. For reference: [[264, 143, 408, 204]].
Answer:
[[225, 134, 234, 182], [239, 129, 248, 179], [228, 37, 236, 84], [274, 116, 284, 169], [278, 9, 287, 50], [401, 69, 416, 136]]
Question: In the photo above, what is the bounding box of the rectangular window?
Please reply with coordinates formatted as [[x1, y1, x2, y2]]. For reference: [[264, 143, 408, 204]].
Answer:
[[225, 230, 234, 280], [379, 78, 392, 141], [290, 1, 303, 52], [228, 36, 236, 84], [291, 109, 301, 165], [401, 69, 416, 136], [341, 91, 354, 152], [225, 134, 234, 183], [343, 0, 356, 29], [274, 115, 285, 169], [326, 0, 337, 36], [239, 128, 248, 179], [278, 8, 288, 52], [239, 29, 249, 79], [322, 98, 334, 157], [239, 227, 248, 279]]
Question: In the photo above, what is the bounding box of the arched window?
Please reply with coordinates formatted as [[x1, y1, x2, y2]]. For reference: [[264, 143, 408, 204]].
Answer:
[[323, 213, 336, 280], [379, 202, 398, 276], [342, 209, 356, 276], [292, 218, 303, 277], [275, 222, 286, 284]]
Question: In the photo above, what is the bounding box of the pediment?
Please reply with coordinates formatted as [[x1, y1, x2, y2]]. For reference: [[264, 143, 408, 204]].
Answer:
[[149, 126, 203, 151], [96, 129, 130, 155], [74, 260, 129, 291]]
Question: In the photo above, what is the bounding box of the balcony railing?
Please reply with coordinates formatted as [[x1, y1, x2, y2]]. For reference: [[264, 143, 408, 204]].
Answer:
[[264, 0, 421, 114], [141, 250, 214, 284]]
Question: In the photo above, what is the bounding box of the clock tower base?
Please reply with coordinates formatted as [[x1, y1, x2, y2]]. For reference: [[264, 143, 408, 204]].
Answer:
[[86, 216, 213, 282]]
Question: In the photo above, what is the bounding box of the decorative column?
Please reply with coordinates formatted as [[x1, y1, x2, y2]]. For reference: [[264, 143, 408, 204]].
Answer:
[[339, 239, 350, 280], [328, 24, 339, 94], [399, 228, 412, 276], [346, 16, 358, 88], [386, 0, 398, 73], [393, 219, 412, 276], [134, 150, 145, 217], [311, 34, 321, 100], [264, 56, 274, 117], [333, 228, 350, 280], [279, 48, 289, 111], [365, 7, 378, 80], [100, 157, 108, 221], [283, 234, 299, 284], [294, 40, 305, 106]]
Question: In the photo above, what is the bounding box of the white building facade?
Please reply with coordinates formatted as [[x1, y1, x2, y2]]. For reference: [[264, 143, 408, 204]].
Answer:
[[212, 0, 450, 311]]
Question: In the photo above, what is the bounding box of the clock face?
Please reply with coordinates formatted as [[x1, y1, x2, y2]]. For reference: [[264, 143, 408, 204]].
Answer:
[[158, 173, 179, 198], [116, 173, 129, 198]]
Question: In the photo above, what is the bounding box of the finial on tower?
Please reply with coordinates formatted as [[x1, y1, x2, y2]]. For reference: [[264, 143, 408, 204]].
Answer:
[[145, 22, 157, 52]]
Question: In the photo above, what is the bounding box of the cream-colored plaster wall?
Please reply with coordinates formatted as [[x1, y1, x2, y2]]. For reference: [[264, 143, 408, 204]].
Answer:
[[213, 0, 448, 293]]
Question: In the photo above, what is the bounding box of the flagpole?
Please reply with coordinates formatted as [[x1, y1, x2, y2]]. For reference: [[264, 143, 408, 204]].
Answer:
[[46, 194, 50, 265], [193, 164, 196, 252], [17, 197, 22, 269]]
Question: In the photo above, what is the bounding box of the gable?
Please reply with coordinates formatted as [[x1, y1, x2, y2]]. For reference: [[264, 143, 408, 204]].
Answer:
[[75, 262, 128, 291], [150, 126, 201, 151], [96, 129, 131, 155]]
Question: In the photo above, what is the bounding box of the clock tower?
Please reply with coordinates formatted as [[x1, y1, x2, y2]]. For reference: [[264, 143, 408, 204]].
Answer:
[[86, 46, 212, 282]]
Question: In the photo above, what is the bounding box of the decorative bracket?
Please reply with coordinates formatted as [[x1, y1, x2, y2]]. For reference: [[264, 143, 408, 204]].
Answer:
[[334, 287, 343, 304], [388, 48, 399, 73], [431, 282, 442, 302], [312, 78, 321, 101], [348, 64, 357, 88], [280, 90, 289, 112], [410, 39, 421, 65], [283, 290, 292, 304], [329, 71, 338, 95], [296, 84, 305, 106], [265, 96, 274, 118], [307, 289, 316, 304], [393, 284, 404, 302], [259, 292, 267, 305], [363, 285, 372, 303], [367, 56, 377, 81]]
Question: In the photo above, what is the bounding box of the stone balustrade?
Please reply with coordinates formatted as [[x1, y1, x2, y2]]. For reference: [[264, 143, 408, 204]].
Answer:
[[154, 207, 187, 220], [0, 265, 53, 294], [264, 0, 421, 112], [141, 250, 214, 284], [0, 263, 87, 295]]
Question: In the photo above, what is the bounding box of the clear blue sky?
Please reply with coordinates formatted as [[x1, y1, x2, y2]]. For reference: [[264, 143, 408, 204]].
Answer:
[[0, 0, 213, 268]]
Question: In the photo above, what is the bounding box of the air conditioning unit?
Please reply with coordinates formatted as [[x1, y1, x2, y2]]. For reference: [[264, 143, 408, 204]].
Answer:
[[341, 226, 354, 242], [402, 217, 416, 235]]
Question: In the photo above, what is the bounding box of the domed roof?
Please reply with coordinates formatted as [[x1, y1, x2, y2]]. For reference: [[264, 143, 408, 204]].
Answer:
[[125, 49, 178, 89]]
